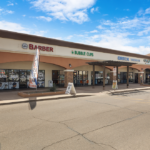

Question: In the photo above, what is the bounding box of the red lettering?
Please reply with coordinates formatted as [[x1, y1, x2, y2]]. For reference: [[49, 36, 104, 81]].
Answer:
[[42, 46, 45, 51], [29, 44, 53, 52], [45, 47, 50, 52], [29, 44, 33, 50], [38, 46, 42, 50], [50, 47, 53, 52], [34, 45, 37, 50]]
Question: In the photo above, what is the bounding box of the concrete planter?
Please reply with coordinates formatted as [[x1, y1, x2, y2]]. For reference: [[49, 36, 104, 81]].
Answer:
[[18, 91, 65, 98], [141, 83, 150, 86]]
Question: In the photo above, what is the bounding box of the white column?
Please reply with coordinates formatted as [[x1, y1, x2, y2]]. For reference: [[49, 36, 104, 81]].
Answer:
[[88, 71, 91, 85]]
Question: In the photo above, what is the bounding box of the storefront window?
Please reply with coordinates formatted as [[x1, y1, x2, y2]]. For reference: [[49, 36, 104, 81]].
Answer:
[[20, 70, 27, 88], [0, 69, 45, 90], [129, 72, 133, 82], [52, 70, 64, 87], [8, 70, 19, 89], [73, 71, 88, 86], [91, 71, 110, 85], [0, 69, 8, 82], [120, 72, 133, 83], [0, 69, 9, 90], [145, 69, 150, 83]]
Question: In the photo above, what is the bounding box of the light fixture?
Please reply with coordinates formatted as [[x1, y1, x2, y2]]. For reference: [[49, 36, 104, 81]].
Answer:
[[69, 64, 72, 67]]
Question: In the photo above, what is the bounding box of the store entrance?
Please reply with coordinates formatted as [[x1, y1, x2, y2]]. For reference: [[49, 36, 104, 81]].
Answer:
[[120, 72, 133, 83], [73, 71, 88, 86], [135, 73, 138, 83], [145, 69, 150, 83]]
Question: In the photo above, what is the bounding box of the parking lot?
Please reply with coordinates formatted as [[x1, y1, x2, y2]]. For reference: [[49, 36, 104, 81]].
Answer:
[[1, 89, 150, 150]]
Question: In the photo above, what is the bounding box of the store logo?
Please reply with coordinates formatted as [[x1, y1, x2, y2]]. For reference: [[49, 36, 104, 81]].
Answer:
[[71, 50, 94, 57], [22, 43, 28, 49], [143, 59, 150, 63]]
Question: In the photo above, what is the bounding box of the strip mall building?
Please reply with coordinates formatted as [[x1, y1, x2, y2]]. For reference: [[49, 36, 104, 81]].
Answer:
[[0, 30, 150, 90]]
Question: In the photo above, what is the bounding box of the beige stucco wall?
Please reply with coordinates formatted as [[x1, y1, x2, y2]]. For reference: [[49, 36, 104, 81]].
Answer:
[[0, 61, 65, 87], [0, 38, 146, 65], [73, 65, 111, 85]]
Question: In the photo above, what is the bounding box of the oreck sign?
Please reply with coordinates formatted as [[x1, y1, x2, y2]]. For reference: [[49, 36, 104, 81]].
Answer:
[[22, 43, 53, 52]]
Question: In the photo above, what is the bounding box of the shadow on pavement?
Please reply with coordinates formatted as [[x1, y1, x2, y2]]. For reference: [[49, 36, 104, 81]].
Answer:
[[28, 97, 37, 110], [109, 90, 148, 96]]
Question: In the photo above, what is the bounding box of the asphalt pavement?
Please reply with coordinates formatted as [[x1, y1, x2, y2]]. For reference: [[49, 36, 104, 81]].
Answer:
[[1, 90, 150, 150]]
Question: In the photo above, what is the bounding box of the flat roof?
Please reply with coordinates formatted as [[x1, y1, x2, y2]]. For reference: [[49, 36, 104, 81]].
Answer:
[[0, 29, 150, 59]]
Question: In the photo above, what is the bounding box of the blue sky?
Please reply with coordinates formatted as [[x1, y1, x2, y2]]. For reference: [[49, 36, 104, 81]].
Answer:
[[1, 0, 150, 55]]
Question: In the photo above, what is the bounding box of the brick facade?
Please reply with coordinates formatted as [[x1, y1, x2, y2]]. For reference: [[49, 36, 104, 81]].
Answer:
[[64, 71, 73, 88]]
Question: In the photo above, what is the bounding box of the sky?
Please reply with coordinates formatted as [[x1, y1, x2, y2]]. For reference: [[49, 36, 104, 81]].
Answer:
[[1, 0, 150, 55]]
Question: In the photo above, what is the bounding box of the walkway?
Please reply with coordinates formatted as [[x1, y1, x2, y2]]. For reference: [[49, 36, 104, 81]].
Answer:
[[0, 84, 147, 101]]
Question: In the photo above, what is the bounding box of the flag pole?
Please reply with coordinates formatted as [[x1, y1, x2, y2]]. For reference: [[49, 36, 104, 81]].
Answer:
[[37, 48, 40, 92]]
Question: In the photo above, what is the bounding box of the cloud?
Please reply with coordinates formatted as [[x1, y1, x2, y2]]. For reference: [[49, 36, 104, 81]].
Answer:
[[90, 7, 98, 13], [97, 25, 104, 29], [145, 8, 150, 14], [84, 31, 150, 54], [7, 2, 14, 6], [30, 0, 96, 24], [0, 20, 30, 33], [23, 15, 26, 17], [5, 10, 14, 14], [66, 35, 73, 39], [0, 8, 14, 14], [0, 20, 48, 36], [91, 8, 94, 13], [80, 7, 150, 55], [124, 9, 130, 11], [90, 30, 98, 33], [36, 16, 52, 22]]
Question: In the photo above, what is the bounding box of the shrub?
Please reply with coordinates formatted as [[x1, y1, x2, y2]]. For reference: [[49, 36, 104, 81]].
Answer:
[[50, 83, 57, 92]]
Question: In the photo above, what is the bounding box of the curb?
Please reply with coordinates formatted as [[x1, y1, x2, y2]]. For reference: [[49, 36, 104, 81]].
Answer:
[[109, 87, 150, 94], [0, 94, 93, 105]]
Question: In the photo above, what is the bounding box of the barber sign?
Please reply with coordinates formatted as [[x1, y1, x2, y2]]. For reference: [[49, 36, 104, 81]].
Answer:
[[65, 83, 76, 96]]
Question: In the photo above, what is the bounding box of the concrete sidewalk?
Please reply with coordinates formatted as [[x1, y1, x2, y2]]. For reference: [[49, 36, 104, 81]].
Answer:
[[0, 84, 150, 105]]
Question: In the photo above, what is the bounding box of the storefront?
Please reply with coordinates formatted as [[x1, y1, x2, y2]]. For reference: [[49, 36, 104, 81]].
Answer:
[[0, 30, 150, 90], [0, 69, 45, 89]]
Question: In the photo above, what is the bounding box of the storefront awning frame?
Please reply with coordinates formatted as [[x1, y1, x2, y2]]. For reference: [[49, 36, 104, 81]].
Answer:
[[87, 60, 137, 90]]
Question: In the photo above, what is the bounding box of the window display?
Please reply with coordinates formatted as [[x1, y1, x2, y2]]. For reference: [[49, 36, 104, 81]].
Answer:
[[0, 69, 9, 82], [38, 70, 45, 81], [37, 81, 45, 88], [0, 82, 9, 90], [9, 82, 19, 89], [9, 70, 19, 82], [0, 69, 45, 90], [73, 71, 88, 86]]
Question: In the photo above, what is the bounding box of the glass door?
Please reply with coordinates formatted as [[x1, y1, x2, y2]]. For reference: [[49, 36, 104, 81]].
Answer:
[[19, 70, 27, 88]]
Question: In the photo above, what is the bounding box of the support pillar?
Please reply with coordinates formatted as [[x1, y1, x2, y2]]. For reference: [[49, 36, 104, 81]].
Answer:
[[93, 65, 95, 88], [116, 66, 118, 82], [64, 70, 74, 88], [103, 65, 105, 90], [127, 66, 129, 88]]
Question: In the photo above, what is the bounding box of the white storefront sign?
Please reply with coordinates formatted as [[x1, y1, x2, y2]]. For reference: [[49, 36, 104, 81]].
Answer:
[[48, 80, 53, 87], [65, 82, 76, 96]]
